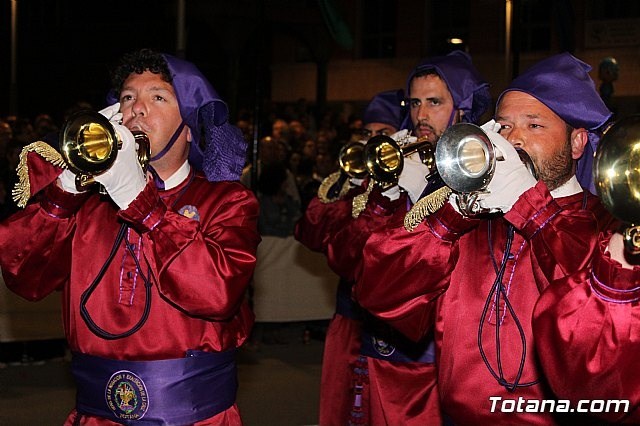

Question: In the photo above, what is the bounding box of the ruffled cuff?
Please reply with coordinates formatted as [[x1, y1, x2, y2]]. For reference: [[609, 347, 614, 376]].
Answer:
[[117, 182, 167, 233], [590, 234, 640, 303], [425, 200, 478, 241], [368, 186, 406, 217], [41, 183, 90, 218], [505, 180, 561, 239]]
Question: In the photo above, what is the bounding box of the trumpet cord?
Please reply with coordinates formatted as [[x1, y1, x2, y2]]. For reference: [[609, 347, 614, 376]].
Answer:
[[79, 223, 153, 340], [478, 222, 539, 392]]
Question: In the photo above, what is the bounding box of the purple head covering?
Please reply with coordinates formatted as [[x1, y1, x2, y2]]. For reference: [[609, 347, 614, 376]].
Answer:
[[107, 53, 246, 182], [496, 52, 613, 193], [363, 89, 405, 128], [401, 50, 491, 130]]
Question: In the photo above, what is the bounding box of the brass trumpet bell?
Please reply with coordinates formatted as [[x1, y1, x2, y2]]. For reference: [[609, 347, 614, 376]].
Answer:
[[594, 115, 640, 253], [338, 141, 368, 179], [435, 123, 496, 193], [60, 110, 150, 191], [362, 134, 435, 185]]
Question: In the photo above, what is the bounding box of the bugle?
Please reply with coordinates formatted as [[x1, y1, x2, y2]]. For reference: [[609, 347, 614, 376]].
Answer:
[[593, 114, 640, 254], [60, 110, 150, 191]]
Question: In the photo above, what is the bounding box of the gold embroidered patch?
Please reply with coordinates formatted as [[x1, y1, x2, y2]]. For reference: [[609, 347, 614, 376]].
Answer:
[[12, 141, 66, 208], [351, 179, 374, 218], [403, 186, 452, 232], [317, 171, 350, 203]]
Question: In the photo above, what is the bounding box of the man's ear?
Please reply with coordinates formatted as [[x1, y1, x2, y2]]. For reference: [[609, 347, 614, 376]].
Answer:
[[187, 126, 192, 143], [454, 109, 465, 124], [570, 128, 589, 160]]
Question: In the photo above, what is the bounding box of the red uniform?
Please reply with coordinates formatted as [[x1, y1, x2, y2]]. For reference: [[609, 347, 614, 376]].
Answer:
[[356, 180, 615, 424], [533, 233, 640, 423], [295, 188, 364, 426], [0, 166, 260, 425]]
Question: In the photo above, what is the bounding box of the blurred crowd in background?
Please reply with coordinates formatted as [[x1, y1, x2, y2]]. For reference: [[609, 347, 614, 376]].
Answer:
[[0, 98, 370, 229]]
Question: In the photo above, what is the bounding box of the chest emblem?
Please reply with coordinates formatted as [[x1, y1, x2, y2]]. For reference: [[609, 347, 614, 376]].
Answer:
[[178, 205, 200, 221]]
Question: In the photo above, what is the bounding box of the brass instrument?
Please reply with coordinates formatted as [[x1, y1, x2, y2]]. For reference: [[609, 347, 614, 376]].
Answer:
[[60, 110, 150, 191], [593, 115, 640, 254], [338, 141, 368, 179], [362, 134, 435, 185], [435, 122, 536, 216]]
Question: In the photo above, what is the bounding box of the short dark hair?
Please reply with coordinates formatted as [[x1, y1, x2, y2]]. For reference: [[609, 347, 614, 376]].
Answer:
[[110, 48, 172, 98]]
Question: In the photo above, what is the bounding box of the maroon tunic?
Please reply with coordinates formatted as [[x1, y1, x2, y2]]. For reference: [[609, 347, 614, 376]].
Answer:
[[297, 181, 441, 425], [356, 181, 615, 424], [0, 167, 260, 425], [533, 232, 640, 423]]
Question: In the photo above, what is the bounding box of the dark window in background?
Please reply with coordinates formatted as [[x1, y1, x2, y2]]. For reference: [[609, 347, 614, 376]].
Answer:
[[361, 0, 397, 58], [587, 0, 640, 19], [519, 0, 552, 52], [427, 0, 470, 54]]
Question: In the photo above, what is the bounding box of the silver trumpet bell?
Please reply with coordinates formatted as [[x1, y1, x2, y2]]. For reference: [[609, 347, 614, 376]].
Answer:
[[594, 114, 640, 254], [435, 122, 536, 216]]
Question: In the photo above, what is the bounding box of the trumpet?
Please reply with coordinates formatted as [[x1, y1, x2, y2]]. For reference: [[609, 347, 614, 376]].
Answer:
[[338, 141, 368, 179], [60, 110, 150, 191], [435, 122, 536, 216], [338, 135, 436, 185], [363, 134, 435, 185], [593, 114, 640, 254]]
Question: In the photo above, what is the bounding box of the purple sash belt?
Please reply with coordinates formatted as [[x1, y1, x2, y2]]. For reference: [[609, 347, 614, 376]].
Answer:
[[335, 279, 363, 320], [72, 349, 237, 425], [360, 327, 435, 364]]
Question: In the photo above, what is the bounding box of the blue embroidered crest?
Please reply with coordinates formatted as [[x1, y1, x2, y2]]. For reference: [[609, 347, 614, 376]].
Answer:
[[178, 205, 200, 221], [105, 370, 149, 420], [371, 335, 396, 357]]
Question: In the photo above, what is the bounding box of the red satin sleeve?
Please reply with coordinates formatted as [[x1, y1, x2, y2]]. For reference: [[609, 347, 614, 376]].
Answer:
[[294, 194, 355, 254], [120, 179, 260, 321], [326, 187, 407, 281], [0, 182, 89, 300], [354, 201, 477, 342], [533, 234, 640, 423]]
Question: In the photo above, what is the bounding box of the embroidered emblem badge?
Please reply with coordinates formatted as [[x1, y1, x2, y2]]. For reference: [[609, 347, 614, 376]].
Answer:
[[105, 370, 149, 420], [372, 335, 396, 357], [178, 205, 200, 221]]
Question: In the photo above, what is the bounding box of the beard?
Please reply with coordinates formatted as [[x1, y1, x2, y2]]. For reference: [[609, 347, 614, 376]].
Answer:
[[532, 138, 574, 191]]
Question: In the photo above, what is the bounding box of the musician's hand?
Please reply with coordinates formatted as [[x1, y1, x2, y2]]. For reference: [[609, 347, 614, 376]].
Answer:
[[382, 184, 401, 201], [476, 120, 537, 213], [58, 169, 81, 194], [398, 153, 430, 204], [94, 124, 147, 210], [98, 102, 123, 125]]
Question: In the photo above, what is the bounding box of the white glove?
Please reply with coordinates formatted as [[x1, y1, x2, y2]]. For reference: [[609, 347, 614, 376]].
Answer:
[[398, 153, 430, 204], [389, 129, 417, 146], [99, 102, 123, 124], [94, 103, 147, 210], [476, 120, 537, 213], [58, 169, 82, 194], [381, 184, 401, 201]]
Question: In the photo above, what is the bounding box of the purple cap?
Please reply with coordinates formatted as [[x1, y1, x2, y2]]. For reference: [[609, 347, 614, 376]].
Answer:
[[402, 50, 491, 128], [107, 53, 247, 182], [497, 52, 613, 193], [363, 89, 405, 128]]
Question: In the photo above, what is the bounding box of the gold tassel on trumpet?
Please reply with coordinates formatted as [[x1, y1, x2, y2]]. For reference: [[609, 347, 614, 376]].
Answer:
[[352, 179, 374, 218], [318, 171, 351, 203], [13, 141, 66, 208], [404, 185, 452, 232]]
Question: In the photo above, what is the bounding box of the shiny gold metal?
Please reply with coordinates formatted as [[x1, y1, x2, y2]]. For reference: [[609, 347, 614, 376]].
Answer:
[[362, 134, 435, 185], [60, 110, 150, 191], [338, 141, 368, 179], [594, 115, 640, 254]]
